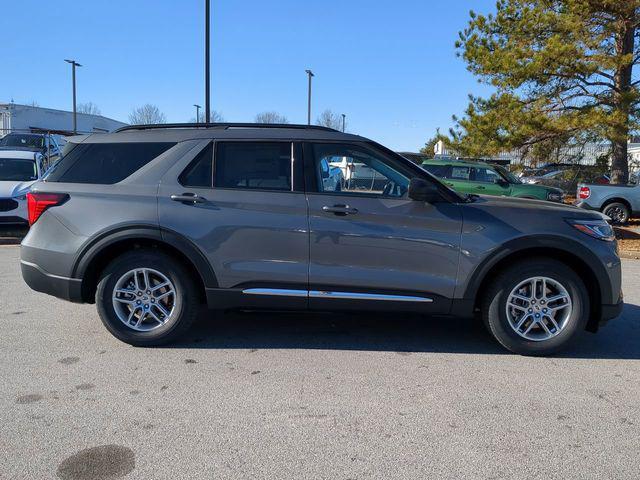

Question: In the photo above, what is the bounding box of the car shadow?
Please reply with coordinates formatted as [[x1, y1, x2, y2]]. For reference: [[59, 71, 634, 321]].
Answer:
[[170, 303, 640, 360]]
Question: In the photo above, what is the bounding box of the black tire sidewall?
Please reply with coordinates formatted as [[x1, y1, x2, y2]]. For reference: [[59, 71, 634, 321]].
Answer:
[[484, 260, 589, 356], [603, 202, 629, 225], [96, 251, 197, 346]]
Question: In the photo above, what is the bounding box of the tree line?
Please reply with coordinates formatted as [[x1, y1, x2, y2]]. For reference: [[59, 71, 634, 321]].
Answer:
[[126, 104, 346, 130]]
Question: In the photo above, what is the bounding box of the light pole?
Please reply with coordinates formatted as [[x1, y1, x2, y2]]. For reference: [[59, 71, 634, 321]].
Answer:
[[194, 104, 202, 123], [64, 59, 82, 134], [305, 69, 314, 125], [205, 0, 211, 123], [341, 113, 346, 132]]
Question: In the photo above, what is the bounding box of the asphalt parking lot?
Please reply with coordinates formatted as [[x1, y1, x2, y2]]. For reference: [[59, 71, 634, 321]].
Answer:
[[0, 245, 638, 479]]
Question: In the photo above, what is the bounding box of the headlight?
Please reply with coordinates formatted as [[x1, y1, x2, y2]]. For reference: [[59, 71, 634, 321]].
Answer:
[[567, 219, 615, 242], [547, 191, 563, 202]]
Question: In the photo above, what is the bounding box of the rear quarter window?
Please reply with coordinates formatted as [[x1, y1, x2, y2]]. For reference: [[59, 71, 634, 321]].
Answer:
[[423, 164, 450, 178], [45, 142, 176, 184]]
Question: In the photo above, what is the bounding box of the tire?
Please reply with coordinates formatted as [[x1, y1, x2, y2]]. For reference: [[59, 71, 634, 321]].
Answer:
[[481, 258, 589, 356], [96, 250, 200, 346], [602, 202, 630, 225]]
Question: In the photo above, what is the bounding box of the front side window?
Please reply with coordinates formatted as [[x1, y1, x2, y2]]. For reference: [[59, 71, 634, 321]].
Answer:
[[215, 142, 292, 191], [0, 158, 37, 181], [495, 165, 521, 184], [473, 166, 501, 183], [45, 142, 176, 184], [312, 143, 410, 197]]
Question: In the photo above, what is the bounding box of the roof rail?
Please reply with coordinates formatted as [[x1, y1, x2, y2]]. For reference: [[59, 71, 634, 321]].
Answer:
[[115, 123, 339, 133]]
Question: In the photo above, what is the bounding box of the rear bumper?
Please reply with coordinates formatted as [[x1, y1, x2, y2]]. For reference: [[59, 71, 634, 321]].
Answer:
[[20, 260, 83, 303], [574, 200, 599, 211]]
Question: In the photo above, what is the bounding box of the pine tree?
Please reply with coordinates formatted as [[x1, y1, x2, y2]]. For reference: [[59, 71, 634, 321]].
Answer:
[[450, 0, 640, 183]]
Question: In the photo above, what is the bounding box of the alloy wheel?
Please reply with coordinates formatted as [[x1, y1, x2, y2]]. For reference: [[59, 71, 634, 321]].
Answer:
[[112, 268, 176, 332], [505, 276, 572, 341]]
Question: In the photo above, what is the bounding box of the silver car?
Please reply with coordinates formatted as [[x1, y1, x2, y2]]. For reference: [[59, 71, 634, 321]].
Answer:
[[20, 123, 623, 355], [576, 177, 640, 224], [0, 149, 45, 225]]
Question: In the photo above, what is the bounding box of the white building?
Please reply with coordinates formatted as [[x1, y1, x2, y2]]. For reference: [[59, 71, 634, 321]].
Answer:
[[0, 103, 126, 139]]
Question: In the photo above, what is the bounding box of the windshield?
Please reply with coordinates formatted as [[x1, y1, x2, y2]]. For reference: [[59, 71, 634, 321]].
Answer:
[[495, 165, 522, 184], [0, 158, 37, 181], [0, 134, 44, 149]]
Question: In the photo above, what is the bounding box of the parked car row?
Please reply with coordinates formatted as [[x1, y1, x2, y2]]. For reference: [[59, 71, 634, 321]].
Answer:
[[0, 132, 62, 164], [416, 156, 639, 224], [420, 158, 564, 202], [0, 133, 64, 225], [0, 149, 47, 225], [20, 123, 622, 356]]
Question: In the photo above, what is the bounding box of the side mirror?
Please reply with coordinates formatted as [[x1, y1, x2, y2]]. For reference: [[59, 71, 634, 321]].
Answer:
[[408, 178, 441, 203]]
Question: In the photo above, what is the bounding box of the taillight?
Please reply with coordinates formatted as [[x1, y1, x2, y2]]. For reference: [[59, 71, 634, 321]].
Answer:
[[27, 192, 68, 226], [578, 186, 591, 200]]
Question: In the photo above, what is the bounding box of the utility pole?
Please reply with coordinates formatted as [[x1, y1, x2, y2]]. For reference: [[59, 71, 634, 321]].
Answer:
[[341, 113, 346, 132], [64, 59, 82, 134], [205, 0, 211, 123], [194, 104, 202, 123], [305, 69, 314, 125]]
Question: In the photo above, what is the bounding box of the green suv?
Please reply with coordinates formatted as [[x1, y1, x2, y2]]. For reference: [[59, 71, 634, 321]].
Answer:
[[422, 158, 564, 202]]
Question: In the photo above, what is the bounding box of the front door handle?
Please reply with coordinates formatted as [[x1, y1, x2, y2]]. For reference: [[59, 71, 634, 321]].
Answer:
[[171, 193, 206, 204], [322, 204, 358, 216], [476, 185, 486, 190]]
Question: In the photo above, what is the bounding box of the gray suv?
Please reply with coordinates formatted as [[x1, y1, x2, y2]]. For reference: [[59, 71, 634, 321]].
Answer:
[[20, 123, 623, 355]]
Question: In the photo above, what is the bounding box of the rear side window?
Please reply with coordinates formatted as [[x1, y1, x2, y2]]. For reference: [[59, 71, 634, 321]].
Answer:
[[214, 142, 292, 191], [179, 143, 213, 187], [450, 166, 471, 181], [46, 142, 175, 184], [423, 164, 450, 178]]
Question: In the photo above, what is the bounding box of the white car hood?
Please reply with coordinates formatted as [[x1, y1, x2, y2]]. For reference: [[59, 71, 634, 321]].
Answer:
[[0, 180, 37, 198]]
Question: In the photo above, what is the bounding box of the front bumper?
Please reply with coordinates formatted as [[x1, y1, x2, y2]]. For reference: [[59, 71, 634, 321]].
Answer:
[[0, 197, 28, 224], [601, 301, 624, 322], [20, 260, 83, 303]]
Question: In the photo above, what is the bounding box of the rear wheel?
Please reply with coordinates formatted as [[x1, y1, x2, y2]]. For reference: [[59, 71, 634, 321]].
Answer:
[[602, 202, 630, 225], [96, 250, 199, 346], [481, 259, 589, 356]]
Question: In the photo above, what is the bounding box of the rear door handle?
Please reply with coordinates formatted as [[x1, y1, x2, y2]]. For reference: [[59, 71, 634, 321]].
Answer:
[[476, 186, 486, 190], [170, 193, 206, 204], [322, 204, 358, 216]]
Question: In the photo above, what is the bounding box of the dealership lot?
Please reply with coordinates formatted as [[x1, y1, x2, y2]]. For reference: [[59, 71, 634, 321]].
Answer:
[[0, 245, 638, 479]]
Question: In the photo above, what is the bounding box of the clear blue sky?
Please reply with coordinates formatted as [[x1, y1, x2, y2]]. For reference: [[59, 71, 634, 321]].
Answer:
[[2, 0, 495, 151]]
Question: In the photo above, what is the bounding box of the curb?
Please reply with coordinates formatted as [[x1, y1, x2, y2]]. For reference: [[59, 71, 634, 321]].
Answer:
[[619, 251, 640, 260]]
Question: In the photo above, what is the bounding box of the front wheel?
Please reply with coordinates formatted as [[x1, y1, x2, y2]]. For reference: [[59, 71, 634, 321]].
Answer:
[[96, 250, 200, 346], [481, 259, 589, 356]]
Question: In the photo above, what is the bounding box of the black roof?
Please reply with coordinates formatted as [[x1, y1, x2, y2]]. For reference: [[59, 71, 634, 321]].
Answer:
[[77, 122, 366, 144], [115, 122, 339, 133]]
